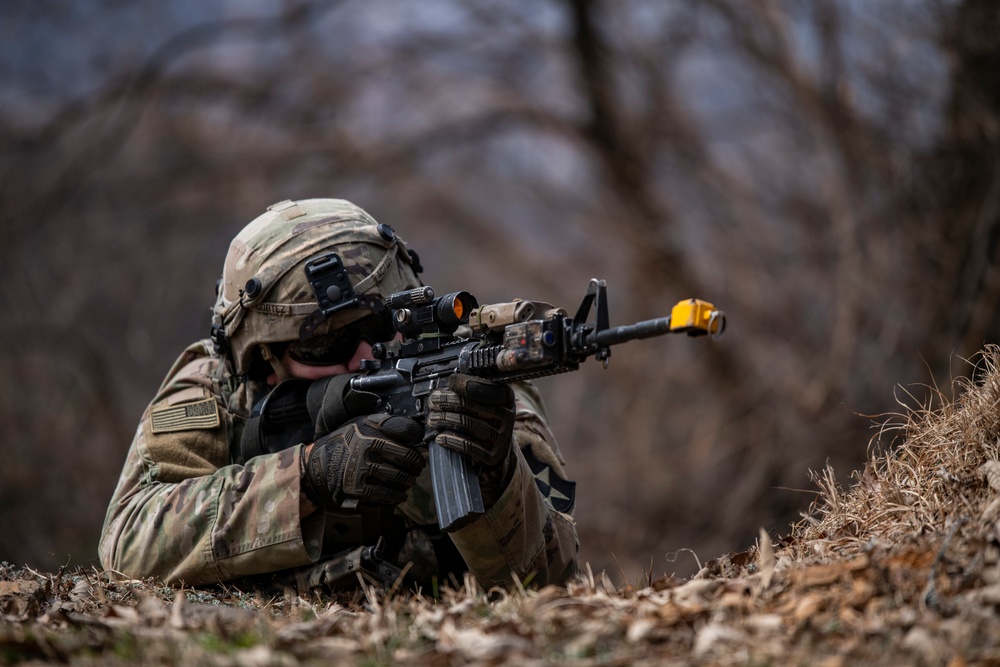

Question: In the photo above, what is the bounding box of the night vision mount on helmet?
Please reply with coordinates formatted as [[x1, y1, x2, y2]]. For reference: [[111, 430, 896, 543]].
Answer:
[[210, 199, 423, 377]]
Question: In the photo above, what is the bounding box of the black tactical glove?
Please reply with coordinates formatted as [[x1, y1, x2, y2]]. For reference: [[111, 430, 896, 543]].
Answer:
[[301, 413, 426, 507], [426, 374, 517, 506], [306, 374, 382, 439]]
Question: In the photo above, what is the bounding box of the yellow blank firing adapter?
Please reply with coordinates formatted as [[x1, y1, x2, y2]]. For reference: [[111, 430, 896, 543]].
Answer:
[[670, 299, 726, 338]]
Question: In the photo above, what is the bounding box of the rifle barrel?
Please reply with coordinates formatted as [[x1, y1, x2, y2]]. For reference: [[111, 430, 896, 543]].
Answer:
[[589, 316, 672, 348]]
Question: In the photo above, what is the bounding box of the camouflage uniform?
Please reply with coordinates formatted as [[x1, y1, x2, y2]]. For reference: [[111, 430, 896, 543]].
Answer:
[[98, 199, 579, 589]]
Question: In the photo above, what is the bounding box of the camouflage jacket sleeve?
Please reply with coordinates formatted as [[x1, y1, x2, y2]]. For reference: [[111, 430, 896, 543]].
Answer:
[[447, 381, 579, 587], [98, 341, 323, 585]]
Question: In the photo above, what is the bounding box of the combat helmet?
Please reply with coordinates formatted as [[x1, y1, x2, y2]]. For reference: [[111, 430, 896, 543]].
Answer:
[[212, 198, 423, 376]]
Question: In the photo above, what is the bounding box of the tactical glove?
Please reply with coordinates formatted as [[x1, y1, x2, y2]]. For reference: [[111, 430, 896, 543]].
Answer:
[[426, 374, 516, 506], [306, 374, 382, 438], [301, 413, 426, 508]]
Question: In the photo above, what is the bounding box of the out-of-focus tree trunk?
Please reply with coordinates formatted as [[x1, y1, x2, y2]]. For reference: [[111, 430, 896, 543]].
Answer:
[[931, 0, 1000, 360]]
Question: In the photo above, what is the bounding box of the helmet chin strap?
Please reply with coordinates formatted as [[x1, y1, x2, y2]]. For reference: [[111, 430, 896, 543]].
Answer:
[[260, 343, 290, 383]]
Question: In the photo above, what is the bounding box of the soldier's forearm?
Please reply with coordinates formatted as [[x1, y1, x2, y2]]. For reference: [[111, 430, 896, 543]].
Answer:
[[448, 449, 579, 587], [100, 445, 322, 584]]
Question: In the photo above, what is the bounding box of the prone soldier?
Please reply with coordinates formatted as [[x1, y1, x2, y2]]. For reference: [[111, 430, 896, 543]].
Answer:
[[98, 198, 580, 590]]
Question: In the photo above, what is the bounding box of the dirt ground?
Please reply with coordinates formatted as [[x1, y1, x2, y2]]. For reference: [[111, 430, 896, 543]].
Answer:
[[6, 348, 1000, 666]]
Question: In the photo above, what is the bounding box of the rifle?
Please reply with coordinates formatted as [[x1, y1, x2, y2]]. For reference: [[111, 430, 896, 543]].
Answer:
[[349, 278, 725, 531], [240, 278, 725, 531], [278, 537, 404, 591]]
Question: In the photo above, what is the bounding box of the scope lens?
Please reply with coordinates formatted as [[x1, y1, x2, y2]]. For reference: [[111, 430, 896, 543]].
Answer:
[[434, 291, 477, 326]]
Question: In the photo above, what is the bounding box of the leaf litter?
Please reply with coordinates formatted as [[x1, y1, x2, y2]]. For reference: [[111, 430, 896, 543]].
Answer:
[[7, 347, 1000, 664]]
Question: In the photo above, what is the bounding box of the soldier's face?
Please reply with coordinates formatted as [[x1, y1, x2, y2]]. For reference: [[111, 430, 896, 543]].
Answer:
[[264, 340, 371, 385], [265, 333, 403, 385], [266, 309, 401, 384]]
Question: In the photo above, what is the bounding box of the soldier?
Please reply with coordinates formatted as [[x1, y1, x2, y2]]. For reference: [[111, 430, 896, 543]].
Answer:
[[99, 198, 579, 591]]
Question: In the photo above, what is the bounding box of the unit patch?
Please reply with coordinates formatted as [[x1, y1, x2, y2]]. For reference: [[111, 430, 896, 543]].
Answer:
[[522, 447, 576, 514], [150, 398, 220, 434]]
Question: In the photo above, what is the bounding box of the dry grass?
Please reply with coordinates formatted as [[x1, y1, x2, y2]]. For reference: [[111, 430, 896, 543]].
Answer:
[[789, 345, 1000, 565], [6, 347, 1000, 664]]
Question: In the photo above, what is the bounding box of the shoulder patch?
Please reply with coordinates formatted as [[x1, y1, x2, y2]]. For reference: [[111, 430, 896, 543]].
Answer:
[[150, 397, 220, 434], [522, 446, 576, 514]]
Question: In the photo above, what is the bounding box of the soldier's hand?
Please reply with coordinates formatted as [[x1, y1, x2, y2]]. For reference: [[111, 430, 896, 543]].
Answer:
[[427, 374, 516, 504], [307, 374, 381, 438], [300, 413, 426, 508]]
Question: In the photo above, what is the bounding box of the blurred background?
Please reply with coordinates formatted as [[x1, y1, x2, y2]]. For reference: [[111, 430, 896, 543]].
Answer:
[[2, 0, 999, 584]]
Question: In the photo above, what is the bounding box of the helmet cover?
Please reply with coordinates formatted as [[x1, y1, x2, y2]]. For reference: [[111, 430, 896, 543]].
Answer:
[[212, 198, 422, 374]]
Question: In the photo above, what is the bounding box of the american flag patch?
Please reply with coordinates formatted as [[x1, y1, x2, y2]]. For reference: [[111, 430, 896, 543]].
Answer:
[[150, 398, 220, 433]]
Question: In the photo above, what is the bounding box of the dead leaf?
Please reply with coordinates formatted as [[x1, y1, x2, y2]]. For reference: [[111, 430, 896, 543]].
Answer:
[[698, 549, 757, 579], [136, 594, 169, 625], [982, 460, 1000, 493], [170, 590, 186, 629], [847, 575, 876, 608], [105, 604, 140, 624], [744, 614, 783, 634], [437, 617, 532, 660], [276, 617, 340, 644], [0, 579, 44, 618], [69, 578, 93, 604], [792, 593, 826, 624], [816, 657, 847, 667], [626, 618, 656, 643], [231, 645, 287, 667], [671, 578, 721, 609], [0, 580, 41, 597], [759, 528, 776, 589], [982, 497, 1000, 522], [962, 583, 1000, 605], [693, 621, 748, 658], [903, 626, 948, 664], [791, 554, 869, 588]]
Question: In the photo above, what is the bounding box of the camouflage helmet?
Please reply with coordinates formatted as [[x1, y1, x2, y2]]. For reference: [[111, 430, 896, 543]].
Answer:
[[212, 198, 423, 375]]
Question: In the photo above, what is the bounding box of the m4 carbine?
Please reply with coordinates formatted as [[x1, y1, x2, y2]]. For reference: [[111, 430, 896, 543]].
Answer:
[[350, 278, 726, 531]]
